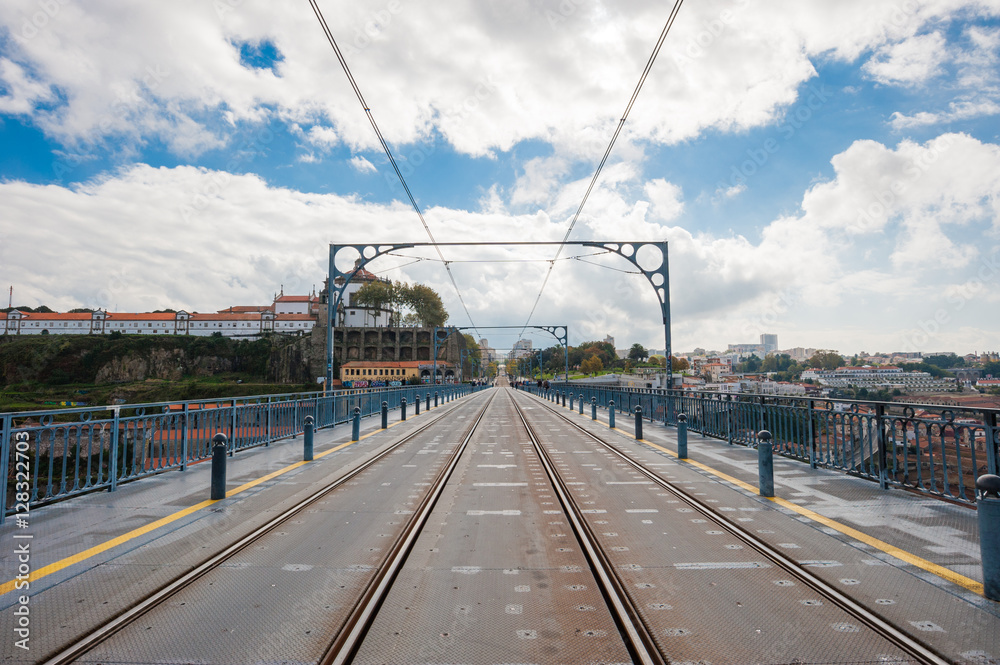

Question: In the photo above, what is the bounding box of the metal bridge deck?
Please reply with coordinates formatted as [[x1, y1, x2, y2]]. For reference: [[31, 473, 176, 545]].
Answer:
[[1, 388, 997, 664]]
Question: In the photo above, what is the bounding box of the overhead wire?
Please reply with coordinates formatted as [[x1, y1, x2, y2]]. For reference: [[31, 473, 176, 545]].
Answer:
[[516, 0, 686, 339], [307, 0, 482, 339], [386, 249, 614, 264]]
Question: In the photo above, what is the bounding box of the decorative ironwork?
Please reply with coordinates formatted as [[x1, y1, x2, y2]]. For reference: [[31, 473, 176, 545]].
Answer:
[[327, 242, 670, 386]]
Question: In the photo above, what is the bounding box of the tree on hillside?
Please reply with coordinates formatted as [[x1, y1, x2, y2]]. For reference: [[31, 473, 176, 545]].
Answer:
[[403, 284, 448, 327], [807, 350, 845, 370], [353, 280, 398, 325], [671, 356, 689, 371], [735, 354, 762, 373], [628, 343, 648, 362], [461, 333, 481, 362], [580, 355, 604, 376], [352, 280, 449, 327], [925, 353, 963, 368], [761, 353, 799, 373], [575, 341, 616, 368]]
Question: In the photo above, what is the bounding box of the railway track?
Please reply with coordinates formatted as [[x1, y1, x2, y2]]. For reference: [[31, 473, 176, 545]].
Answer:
[[513, 388, 953, 665], [34, 386, 964, 663], [40, 391, 496, 665]]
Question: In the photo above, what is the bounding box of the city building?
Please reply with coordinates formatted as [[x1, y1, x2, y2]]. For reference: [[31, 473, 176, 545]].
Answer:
[[1, 308, 315, 337], [511, 338, 533, 359], [760, 333, 778, 355], [340, 360, 457, 386], [808, 366, 957, 392], [332, 266, 395, 328], [478, 339, 498, 363]]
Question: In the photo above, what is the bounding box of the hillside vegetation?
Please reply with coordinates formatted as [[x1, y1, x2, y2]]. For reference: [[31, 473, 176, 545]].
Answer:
[[0, 334, 317, 411]]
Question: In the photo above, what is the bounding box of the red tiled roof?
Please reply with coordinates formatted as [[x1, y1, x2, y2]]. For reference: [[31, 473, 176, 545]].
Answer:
[[107, 313, 177, 321], [24, 312, 97, 320], [275, 295, 313, 302], [190, 313, 264, 321], [342, 361, 453, 368], [218, 305, 273, 313]]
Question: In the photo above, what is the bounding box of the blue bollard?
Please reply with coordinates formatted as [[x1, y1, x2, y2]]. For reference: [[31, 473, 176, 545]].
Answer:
[[579, 394, 584, 415], [609, 401, 615, 429], [677, 414, 688, 459], [401, 397, 407, 421], [591, 397, 597, 420], [303, 415, 314, 461], [569, 393, 574, 411], [634, 405, 643, 440], [757, 430, 774, 497], [435, 392, 439, 407], [426, 394, 431, 411], [352, 407, 361, 441], [210, 433, 228, 500], [381, 401, 388, 429], [978, 474, 1000, 600], [415, 396, 420, 415]]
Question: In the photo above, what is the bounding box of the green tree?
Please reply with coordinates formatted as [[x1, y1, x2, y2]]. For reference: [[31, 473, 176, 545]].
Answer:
[[627, 343, 648, 362], [807, 351, 845, 371], [462, 334, 481, 362], [925, 353, 963, 368], [735, 354, 762, 373], [670, 356, 688, 371], [353, 280, 398, 325], [402, 283, 448, 327], [577, 341, 616, 368], [580, 355, 604, 376]]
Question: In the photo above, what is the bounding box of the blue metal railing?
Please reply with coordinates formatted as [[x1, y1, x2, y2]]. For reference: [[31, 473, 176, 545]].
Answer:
[[517, 382, 1000, 505], [1, 384, 489, 520]]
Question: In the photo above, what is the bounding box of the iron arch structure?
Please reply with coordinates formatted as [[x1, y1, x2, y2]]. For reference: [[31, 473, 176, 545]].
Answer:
[[432, 325, 569, 383], [325, 242, 670, 387]]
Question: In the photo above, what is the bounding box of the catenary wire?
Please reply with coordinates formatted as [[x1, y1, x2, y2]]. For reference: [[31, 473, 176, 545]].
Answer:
[[516, 0, 685, 338], [307, 0, 482, 339]]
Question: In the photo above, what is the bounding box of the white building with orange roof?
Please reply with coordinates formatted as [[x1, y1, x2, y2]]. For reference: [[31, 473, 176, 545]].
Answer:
[[332, 265, 396, 328]]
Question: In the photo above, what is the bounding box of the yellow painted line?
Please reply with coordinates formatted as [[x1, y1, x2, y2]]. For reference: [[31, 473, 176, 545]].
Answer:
[[0, 499, 217, 595], [562, 404, 986, 597], [634, 438, 983, 595], [0, 416, 414, 596]]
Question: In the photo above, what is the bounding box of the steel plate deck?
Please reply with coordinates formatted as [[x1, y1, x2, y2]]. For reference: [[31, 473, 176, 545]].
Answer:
[[70, 394, 491, 664], [517, 389, 1000, 664], [353, 391, 633, 664], [0, 392, 486, 663]]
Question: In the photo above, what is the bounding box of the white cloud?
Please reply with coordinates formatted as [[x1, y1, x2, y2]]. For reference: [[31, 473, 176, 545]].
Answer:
[[643, 179, 684, 221], [0, 58, 52, 114], [306, 125, 338, 150], [889, 100, 1000, 130], [1, 1, 996, 160], [349, 155, 376, 173], [863, 32, 948, 85], [2, 132, 997, 356]]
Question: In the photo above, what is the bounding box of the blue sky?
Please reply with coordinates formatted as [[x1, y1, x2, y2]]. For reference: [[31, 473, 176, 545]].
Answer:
[[1, 1, 1000, 356]]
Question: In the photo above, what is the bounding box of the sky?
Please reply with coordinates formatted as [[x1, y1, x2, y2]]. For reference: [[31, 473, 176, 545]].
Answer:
[[1, 1, 1000, 357]]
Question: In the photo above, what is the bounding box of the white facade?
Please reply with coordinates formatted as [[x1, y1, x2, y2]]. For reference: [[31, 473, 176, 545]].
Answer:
[[2, 309, 315, 338], [811, 366, 957, 392]]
